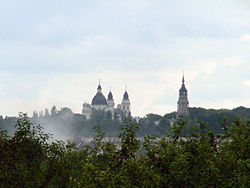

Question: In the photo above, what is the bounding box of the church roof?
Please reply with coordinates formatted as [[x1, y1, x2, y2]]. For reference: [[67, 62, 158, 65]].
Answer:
[[123, 91, 129, 100], [97, 84, 102, 90], [179, 83, 187, 92], [91, 93, 107, 105], [108, 91, 113, 100], [179, 74, 187, 93]]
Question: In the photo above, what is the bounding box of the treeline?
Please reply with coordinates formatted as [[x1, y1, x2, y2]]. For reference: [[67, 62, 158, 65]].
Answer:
[[0, 113, 249, 187], [163, 106, 250, 134], [1, 106, 250, 138]]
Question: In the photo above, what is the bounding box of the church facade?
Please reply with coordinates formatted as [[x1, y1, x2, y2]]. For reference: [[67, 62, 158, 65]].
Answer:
[[82, 83, 131, 120]]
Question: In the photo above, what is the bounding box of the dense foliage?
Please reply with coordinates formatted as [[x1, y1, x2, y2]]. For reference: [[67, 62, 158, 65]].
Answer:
[[0, 113, 249, 187]]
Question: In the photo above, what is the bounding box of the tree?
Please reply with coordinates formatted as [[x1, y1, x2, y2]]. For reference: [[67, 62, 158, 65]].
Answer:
[[51, 105, 57, 116], [0, 113, 84, 187], [0, 114, 249, 187]]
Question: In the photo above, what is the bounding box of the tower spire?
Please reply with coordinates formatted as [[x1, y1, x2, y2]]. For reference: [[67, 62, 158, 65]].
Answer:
[[97, 79, 102, 93], [121, 85, 131, 118], [182, 71, 185, 84]]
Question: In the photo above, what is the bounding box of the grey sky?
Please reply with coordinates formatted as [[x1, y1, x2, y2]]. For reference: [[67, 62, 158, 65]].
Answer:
[[0, 0, 250, 117]]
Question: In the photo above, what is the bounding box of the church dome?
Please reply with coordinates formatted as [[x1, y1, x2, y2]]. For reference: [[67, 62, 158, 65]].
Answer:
[[92, 93, 107, 105]]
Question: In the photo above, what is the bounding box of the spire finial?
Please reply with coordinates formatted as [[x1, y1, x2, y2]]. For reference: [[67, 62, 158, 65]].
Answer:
[[97, 79, 102, 92], [125, 85, 127, 91], [182, 71, 185, 84], [110, 86, 111, 92]]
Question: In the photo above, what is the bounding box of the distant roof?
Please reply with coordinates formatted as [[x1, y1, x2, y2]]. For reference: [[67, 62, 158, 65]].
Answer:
[[108, 91, 113, 100], [92, 93, 107, 105], [123, 91, 129, 100], [179, 83, 187, 93], [97, 84, 102, 90], [179, 74, 187, 93]]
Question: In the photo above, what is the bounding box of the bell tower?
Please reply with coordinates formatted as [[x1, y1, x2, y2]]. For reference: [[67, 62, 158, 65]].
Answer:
[[121, 86, 131, 118], [107, 87, 115, 108], [177, 73, 189, 118]]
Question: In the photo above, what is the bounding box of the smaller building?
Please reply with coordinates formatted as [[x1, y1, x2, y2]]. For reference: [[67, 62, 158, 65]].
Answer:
[[82, 103, 92, 120]]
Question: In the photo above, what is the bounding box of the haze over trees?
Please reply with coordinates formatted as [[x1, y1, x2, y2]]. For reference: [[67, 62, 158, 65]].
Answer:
[[1, 106, 250, 139]]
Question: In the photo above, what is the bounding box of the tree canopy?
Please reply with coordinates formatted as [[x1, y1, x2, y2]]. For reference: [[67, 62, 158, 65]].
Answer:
[[0, 113, 249, 187]]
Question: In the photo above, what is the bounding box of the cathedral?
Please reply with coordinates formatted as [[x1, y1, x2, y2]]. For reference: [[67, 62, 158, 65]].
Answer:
[[82, 82, 131, 120]]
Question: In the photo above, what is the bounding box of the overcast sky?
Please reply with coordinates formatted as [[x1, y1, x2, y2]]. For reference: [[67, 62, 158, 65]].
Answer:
[[0, 0, 250, 117]]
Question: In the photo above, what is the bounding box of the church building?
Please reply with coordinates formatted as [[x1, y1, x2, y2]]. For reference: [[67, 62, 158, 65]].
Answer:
[[82, 82, 131, 120]]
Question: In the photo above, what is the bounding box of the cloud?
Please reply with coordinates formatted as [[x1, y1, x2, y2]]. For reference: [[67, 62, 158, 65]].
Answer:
[[243, 80, 250, 87], [0, 0, 250, 117], [241, 34, 250, 42]]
